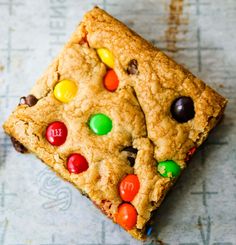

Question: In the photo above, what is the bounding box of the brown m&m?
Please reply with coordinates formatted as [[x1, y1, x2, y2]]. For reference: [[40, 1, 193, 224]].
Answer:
[[171, 96, 195, 123]]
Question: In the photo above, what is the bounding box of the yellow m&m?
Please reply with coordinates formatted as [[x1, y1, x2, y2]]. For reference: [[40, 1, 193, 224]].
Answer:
[[97, 48, 114, 68], [53, 80, 78, 103]]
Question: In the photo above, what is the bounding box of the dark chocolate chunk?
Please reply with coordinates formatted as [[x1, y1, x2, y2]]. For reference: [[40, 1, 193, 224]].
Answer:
[[19, 94, 38, 107], [122, 146, 138, 154], [170, 96, 195, 123], [127, 156, 135, 167], [10, 137, 28, 153], [127, 59, 139, 75], [122, 146, 138, 167]]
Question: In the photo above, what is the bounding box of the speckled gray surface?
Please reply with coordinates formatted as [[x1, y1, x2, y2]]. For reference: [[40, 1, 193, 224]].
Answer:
[[0, 0, 235, 244]]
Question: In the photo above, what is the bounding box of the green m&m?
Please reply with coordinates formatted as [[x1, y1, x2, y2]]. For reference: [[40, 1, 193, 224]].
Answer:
[[88, 113, 112, 135], [157, 160, 181, 178]]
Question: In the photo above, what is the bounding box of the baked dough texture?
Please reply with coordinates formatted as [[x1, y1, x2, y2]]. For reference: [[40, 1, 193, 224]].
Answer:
[[3, 7, 227, 240]]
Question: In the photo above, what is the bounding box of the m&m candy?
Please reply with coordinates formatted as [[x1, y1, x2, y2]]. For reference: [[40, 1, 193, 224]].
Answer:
[[171, 96, 195, 123], [46, 121, 68, 146], [185, 146, 197, 161], [157, 160, 181, 178], [97, 48, 114, 68], [119, 174, 140, 202], [116, 203, 137, 230], [146, 226, 153, 236], [88, 113, 112, 135], [67, 153, 89, 174], [53, 79, 78, 103], [103, 69, 119, 92]]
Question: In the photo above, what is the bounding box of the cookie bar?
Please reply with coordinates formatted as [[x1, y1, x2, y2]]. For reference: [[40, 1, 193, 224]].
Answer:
[[3, 7, 227, 240]]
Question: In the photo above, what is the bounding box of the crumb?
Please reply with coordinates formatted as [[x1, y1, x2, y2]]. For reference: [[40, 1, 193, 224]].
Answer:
[[158, 239, 166, 245], [219, 84, 224, 88], [0, 64, 4, 71]]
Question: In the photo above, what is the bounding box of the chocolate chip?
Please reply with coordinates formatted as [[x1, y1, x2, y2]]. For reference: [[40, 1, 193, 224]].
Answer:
[[171, 96, 195, 123], [19, 96, 26, 105], [121, 146, 138, 167], [26, 94, 38, 106], [127, 156, 135, 167], [122, 146, 138, 166], [19, 94, 38, 107], [10, 137, 28, 153], [122, 146, 138, 154], [127, 59, 139, 75]]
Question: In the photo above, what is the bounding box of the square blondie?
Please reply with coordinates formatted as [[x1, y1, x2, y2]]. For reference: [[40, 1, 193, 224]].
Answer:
[[3, 7, 227, 240]]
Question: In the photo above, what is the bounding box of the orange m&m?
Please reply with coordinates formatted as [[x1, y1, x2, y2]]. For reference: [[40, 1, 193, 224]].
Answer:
[[103, 69, 119, 92], [116, 203, 137, 230], [119, 174, 140, 202]]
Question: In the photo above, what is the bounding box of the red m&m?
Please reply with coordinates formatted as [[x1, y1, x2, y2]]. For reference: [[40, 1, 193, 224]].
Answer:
[[66, 153, 89, 174], [46, 121, 67, 146], [119, 174, 140, 202], [115, 203, 137, 230], [185, 147, 197, 161]]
